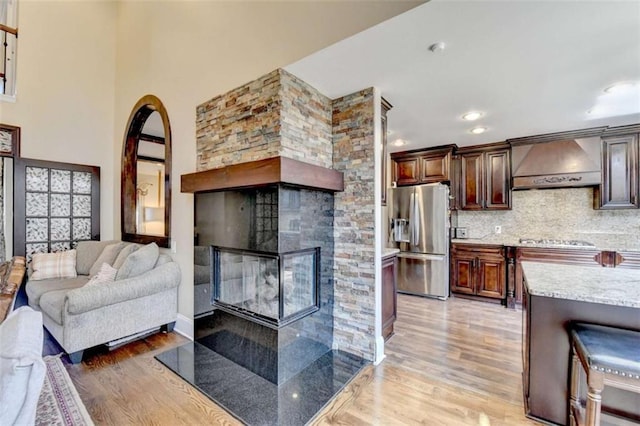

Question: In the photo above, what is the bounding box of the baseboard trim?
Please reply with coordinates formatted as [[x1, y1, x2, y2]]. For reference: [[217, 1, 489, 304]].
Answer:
[[174, 313, 193, 340], [374, 334, 386, 365]]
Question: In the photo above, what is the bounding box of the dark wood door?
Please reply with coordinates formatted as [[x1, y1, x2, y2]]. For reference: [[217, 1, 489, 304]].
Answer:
[[476, 256, 506, 299], [394, 157, 420, 186], [381, 255, 397, 340], [484, 149, 511, 209], [459, 152, 484, 210], [597, 134, 639, 209], [451, 254, 476, 294]]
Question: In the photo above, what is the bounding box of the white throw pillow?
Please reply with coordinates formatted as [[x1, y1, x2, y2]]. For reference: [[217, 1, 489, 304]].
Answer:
[[29, 250, 77, 281], [85, 263, 118, 286]]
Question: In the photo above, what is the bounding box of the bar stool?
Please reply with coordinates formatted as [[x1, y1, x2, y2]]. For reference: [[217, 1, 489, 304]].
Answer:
[[569, 323, 640, 426]]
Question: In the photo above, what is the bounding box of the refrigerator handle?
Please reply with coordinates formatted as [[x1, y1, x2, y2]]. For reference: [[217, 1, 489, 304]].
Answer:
[[409, 193, 415, 246], [412, 192, 420, 246]]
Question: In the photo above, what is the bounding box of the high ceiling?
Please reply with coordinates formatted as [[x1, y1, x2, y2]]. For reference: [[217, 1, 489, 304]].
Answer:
[[286, 0, 640, 153]]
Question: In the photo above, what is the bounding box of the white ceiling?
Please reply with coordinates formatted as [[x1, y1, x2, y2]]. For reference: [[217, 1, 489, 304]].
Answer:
[[285, 0, 640, 153]]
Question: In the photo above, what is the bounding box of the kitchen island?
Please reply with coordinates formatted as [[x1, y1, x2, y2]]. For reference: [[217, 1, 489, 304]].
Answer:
[[522, 261, 640, 425]]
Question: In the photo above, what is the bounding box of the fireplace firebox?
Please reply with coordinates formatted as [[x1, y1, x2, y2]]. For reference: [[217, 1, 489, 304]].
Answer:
[[211, 246, 320, 329]]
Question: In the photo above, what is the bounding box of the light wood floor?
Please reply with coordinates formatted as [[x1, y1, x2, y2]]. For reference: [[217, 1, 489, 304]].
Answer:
[[66, 295, 541, 425]]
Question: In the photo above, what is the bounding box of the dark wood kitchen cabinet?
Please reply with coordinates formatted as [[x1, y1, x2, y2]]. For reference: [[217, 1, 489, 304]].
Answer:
[[393, 155, 420, 186], [456, 142, 511, 210], [382, 253, 397, 340], [451, 244, 506, 300], [594, 126, 639, 209], [391, 145, 455, 186]]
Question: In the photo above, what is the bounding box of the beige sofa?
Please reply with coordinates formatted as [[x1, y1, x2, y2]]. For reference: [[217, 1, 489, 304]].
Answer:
[[26, 240, 181, 364]]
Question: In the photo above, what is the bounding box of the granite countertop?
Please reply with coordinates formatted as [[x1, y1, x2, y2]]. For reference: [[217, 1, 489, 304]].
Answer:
[[451, 236, 519, 246], [521, 261, 640, 308], [382, 248, 400, 259], [451, 234, 640, 252]]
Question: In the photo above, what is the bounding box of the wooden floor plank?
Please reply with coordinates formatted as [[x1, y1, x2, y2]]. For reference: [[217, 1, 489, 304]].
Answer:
[[312, 295, 539, 425], [64, 295, 541, 425]]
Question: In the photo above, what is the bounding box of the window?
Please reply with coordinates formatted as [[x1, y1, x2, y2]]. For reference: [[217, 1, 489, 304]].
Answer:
[[1, 0, 18, 99]]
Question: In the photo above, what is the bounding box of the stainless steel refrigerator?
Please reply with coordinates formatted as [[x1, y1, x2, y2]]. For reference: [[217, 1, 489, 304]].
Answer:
[[388, 183, 449, 299]]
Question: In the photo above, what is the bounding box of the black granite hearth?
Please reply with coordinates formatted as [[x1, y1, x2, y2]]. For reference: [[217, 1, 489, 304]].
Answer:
[[197, 330, 330, 386], [155, 341, 367, 425]]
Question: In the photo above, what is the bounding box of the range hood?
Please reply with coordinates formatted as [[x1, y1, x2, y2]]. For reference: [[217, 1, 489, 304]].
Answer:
[[509, 132, 603, 190]]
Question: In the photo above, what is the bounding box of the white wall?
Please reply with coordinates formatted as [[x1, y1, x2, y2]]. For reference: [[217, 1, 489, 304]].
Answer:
[[2, 0, 420, 337], [2, 1, 117, 240], [113, 1, 421, 332]]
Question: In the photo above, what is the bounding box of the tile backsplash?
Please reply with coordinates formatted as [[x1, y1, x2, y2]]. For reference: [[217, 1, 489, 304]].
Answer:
[[456, 188, 640, 247]]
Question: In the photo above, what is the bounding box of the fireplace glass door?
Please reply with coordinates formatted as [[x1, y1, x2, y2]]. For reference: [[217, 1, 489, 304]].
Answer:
[[212, 246, 320, 328]]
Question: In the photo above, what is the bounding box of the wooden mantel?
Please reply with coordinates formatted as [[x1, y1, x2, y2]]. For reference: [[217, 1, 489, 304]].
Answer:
[[181, 156, 344, 193]]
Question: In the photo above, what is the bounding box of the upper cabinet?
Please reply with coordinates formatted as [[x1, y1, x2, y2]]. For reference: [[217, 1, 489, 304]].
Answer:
[[456, 143, 511, 210], [388, 123, 639, 212], [594, 125, 640, 210], [391, 145, 455, 187]]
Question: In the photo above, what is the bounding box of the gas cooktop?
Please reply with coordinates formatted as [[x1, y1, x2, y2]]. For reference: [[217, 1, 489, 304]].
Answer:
[[518, 238, 596, 248]]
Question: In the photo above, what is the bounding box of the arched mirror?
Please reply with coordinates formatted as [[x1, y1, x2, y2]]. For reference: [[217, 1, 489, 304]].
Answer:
[[121, 95, 171, 248]]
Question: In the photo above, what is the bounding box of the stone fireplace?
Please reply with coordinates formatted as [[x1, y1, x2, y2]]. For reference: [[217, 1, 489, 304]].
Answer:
[[156, 68, 377, 425], [189, 179, 340, 389]]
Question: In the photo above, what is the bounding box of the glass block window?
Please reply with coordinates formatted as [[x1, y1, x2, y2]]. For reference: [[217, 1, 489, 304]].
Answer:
[[15, 159, 100, 262], [255, 188, 278, 252]]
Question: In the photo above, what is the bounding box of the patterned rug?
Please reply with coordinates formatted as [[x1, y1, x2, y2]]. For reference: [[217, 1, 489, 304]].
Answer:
[[36, 356, 94, 426]]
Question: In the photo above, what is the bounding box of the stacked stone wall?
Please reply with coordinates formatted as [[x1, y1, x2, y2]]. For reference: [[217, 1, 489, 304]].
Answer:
[[196, 69, 332, 171], [196, 70, 281, 171], [331, 88, 376, 360], [279, 69, 333, 168]]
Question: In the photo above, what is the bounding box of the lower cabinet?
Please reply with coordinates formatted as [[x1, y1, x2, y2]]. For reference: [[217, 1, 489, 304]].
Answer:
[[451, 244, 506, 300], [382, 254, 398, 340]]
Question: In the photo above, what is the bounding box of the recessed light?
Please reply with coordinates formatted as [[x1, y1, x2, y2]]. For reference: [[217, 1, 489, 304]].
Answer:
[[462, 111, 483, 121], [392, 139, 407, 147], [428, 42, 446, 53], [604, 82, 637, 94], [470, 127, 487, 135]]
